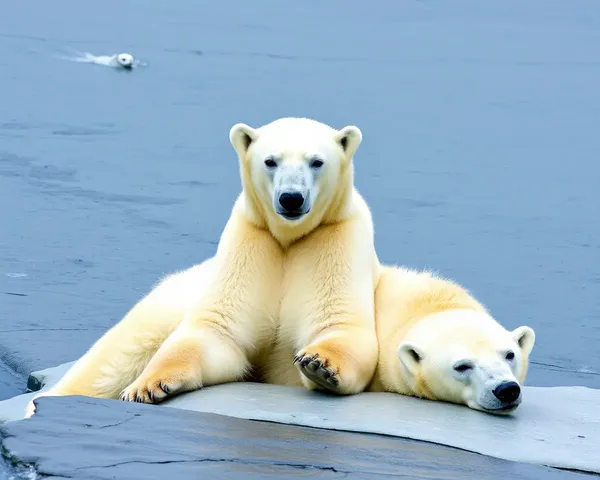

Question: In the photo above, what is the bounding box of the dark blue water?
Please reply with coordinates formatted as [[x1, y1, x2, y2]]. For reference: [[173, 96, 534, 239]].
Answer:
[[0, 0, 599, 404]]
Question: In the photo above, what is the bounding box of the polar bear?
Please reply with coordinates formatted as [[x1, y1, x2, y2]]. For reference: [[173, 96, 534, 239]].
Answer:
[[26, 117, 379, 417], [367, 266, 536, 415], [26, 259, 220, 416]]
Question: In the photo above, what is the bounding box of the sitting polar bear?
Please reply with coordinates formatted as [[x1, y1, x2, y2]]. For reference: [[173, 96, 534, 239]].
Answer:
[[367, 266, 536, 415], [26, 117, 380, 417]]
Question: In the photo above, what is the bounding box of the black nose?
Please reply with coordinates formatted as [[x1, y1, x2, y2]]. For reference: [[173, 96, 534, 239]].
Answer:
[[492, 381, 521, 403], [279, 192, 304, 211]]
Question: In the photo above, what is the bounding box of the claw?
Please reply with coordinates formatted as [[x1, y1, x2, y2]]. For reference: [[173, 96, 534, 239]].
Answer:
[[296, 352, 340, 393], [306, 360, 320, 372], [299, 353, 318, 368]]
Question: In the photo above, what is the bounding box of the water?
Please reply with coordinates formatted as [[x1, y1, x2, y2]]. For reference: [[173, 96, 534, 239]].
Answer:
[[0, 0, 599, 404], [0, 456, 36, 480]]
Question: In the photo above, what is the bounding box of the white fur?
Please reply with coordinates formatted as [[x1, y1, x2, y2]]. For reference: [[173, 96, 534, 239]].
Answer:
[[232, 118, 379, 394], [370, 266, 536, 415], [114, 53, 134, 68], [25, 117, 379, 417], [61, 51, 138, 69], [399, 309, 533, 413]]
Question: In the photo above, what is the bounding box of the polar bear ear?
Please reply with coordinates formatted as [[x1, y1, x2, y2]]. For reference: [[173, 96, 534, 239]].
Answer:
[[229, 123, 259, 158], [397, 342, 424, 377], [334, 126, 362, 160], [511, 326, 536, 357]]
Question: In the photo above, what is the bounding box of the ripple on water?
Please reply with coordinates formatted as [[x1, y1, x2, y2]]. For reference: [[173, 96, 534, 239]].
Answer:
[[0, 456, 37, 480]]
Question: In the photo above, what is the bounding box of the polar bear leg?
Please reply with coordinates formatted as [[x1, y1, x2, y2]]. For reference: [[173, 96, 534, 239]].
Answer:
[[120, 318, 249, 403], [295, 326, 378, 395]]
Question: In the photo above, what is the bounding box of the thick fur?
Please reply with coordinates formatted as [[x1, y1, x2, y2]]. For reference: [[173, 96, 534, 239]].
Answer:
[[27, 260, 219, 403], [26, 117, 379, 417], [367, 266, 536, 415], [260, 191, 380, 394]]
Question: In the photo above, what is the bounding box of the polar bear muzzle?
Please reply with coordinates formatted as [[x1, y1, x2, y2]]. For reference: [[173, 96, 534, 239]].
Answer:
[[277, 191, 308, 219], [470, 378, 523, 415], [274, 172, 312, 221], [492, 381, 521, 405]]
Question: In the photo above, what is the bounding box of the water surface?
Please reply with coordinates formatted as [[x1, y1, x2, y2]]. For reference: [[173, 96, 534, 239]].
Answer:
[[0, 0, 599, 401]]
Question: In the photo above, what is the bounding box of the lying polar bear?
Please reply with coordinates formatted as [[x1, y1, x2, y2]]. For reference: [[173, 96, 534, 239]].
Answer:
[[27, 260, 535, 417], [367, 266, 536, 415]]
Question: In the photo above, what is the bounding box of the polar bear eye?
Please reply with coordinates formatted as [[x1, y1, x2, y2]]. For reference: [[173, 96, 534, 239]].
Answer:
[[310, 158, 324, 169], [264, 157, 277, 168], [453, 362, 473, 373], [505, 351, 515, 361]]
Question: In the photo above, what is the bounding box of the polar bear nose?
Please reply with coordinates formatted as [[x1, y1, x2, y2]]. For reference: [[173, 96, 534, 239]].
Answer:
[[278, 192, 305, 211], [492, 381, 521, 403]]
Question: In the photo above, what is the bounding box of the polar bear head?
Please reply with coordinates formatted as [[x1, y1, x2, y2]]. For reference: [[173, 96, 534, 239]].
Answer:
[[229, 118, 362, 244], [397, 310, 536, 415], [116, 53, 134, 69]]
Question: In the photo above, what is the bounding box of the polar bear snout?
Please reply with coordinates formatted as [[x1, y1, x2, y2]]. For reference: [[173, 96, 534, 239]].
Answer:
[[279, 192, 305, 211], [492, 381, 521, 404], [472, 376, 523, 414], [275, 189, 311, 220], [271, 162, 314, 221]]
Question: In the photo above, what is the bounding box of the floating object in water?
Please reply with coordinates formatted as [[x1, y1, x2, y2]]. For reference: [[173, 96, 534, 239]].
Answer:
[[113, 53, 134, 69], [60, 51, 145, 69], [5, 272, 27, 278]]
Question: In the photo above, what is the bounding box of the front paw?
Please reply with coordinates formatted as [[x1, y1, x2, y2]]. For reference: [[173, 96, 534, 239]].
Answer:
[[294, 352, 340, 393], [120, 377, 182, 404]]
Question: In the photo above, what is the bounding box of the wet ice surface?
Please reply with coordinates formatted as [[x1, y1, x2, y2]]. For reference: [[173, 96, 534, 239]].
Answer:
[[0, 395, 591, 479], [0, 0, 599, 403]]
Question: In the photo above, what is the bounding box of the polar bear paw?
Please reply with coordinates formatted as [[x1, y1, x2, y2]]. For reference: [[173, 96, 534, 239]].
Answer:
[[120, 377, 185, 404], [294, 352, 340, 393]]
